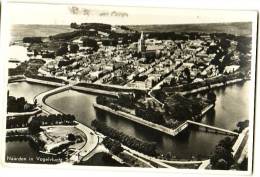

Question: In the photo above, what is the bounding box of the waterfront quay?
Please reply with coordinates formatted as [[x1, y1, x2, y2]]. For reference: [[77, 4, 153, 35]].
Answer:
[[93, 103, 239, 137], [7, 76, 250, 168], [93, 103, 189, 137], [5, 13, 255, 171]]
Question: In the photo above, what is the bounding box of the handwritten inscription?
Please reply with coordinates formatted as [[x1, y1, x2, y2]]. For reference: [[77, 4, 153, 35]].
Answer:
[[68, 6, 128, 17]]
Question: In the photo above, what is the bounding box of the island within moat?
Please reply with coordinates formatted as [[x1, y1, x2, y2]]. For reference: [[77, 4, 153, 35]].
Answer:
[[7, 22, 251, 170]]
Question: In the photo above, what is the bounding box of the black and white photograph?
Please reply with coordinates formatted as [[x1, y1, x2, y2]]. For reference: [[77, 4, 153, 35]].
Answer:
[[2, 1, 258, 173]]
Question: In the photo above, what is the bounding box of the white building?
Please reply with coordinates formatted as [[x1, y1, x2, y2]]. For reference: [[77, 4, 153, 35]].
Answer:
[[224, 65, 240, 74]]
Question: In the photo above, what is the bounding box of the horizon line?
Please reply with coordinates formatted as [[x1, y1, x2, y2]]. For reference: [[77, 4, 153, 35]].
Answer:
[[11, 21, 252, 26]]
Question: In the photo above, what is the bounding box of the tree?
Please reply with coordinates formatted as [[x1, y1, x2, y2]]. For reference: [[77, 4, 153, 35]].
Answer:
[[183, 68, 191, 83], [70, 22, 78, 29], [207, 91, 217, 104], [164, 94, 194, 121], [215, 158, 229, 170], [67, 133, 76, 141], [17, 97, 26, 106], [28, 117, 42, 134], [117, 93, 135, 108], [34, 50, 39, 56], [70, 44, 79, 53], [82, 38, 99, 51], [210, 138, 234, 170], [239, 158, 248, 171], [56, 43, 68, 56], [219, 38, 231, 50], [7, 96, 30, 112], [236, 120, 249, 133], [56, 46, 68, 56], [191, 102, 203, 116], [207, 45, 219, 54], [24, 103, 32, 111], [218, 137, 233, 151], [34, 99, 37, 106]]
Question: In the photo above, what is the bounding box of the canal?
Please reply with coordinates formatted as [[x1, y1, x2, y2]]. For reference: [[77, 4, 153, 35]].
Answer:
[[201, 81, 250, 130], [6, 81, 251, 162]]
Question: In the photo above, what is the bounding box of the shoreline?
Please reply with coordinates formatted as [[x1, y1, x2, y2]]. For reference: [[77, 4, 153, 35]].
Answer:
[[7, 107, 42, 117], [7, 77, 249, 168], [180, 78, 245, 95], [8, 75, 248, 98], [93, 103, 238, 137], [93, 103, 189, 137]]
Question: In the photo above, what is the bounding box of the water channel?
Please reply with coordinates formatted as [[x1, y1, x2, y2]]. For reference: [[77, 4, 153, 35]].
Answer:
[[6, 81, 251, 163]]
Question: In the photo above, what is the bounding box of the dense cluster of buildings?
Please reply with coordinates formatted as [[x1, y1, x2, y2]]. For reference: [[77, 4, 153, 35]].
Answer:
[[24, 27, 243, 90]]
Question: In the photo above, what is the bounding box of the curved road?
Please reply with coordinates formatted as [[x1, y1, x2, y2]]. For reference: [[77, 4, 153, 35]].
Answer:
[[34, 84, 99, 163], [69, 123, 99, 163]]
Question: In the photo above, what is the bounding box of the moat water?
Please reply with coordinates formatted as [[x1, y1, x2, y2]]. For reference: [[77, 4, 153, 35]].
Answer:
[[6, 81, 251, 164]]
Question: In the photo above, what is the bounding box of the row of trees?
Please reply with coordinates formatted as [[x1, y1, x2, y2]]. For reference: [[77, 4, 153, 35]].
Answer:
[[6, 130, 29, 137], [6, 134, 29, 142], [6, 115, 30, 129], [70, 22, 112, 31], [6, 130, 29, 142], [117, 151, 150, 167], [70, 23, 138, 43], [92, 119, 157, 156], [6, 114, 76, 129], [7, 96, 34, 113], [50, 30, 81, 41], [23, 37, 42, 43], [103, 137, 123, 155], [31, 114, 76, 127]]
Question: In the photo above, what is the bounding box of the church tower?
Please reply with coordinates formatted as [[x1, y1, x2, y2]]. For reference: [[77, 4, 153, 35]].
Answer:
[[138, 31, 146, 53]]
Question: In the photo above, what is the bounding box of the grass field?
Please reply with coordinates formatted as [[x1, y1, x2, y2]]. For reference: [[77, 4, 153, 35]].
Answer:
[[11, 24, 74, 42], [128, 22, 252, 36], [11, 22, 252, 43]]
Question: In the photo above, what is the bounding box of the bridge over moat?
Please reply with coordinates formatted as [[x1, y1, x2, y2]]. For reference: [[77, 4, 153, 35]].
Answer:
[[33, 83, 119, 115], [9, 78, 248, 168], [187, 120, 239, 136]]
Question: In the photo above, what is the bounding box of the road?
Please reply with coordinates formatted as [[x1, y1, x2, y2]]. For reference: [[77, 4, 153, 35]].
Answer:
[[33, 84, 99, 164], [69, 123, 99, 162]]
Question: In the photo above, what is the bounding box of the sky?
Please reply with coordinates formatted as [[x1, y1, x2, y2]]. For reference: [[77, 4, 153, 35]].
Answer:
[[7, 2, 257, 25]]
